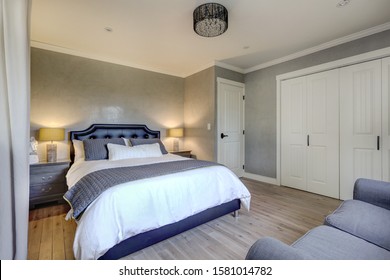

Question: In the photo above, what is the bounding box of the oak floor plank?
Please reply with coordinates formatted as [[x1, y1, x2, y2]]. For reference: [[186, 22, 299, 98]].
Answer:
[[63, 217, 76, 260], [28, 178, 341, 260], [52, 214, 65, 259], [38, 216, 53, 260], [28, 219, 42, 260]]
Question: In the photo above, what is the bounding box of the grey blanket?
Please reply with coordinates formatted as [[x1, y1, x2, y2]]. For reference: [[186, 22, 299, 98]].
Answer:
[[64, 159, 220, 219]]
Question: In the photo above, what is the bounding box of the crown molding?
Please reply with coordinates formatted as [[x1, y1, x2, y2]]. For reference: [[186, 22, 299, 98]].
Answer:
[[214, 61, 245, 74], [31, 22, 390, 78], [30, 40, 186, 78], [182, 61, 216, 78], [245, 21, 390, 74]]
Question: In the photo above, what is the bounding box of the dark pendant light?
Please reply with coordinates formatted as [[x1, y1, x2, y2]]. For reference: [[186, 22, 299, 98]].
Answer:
[[193, 3, 228, 37]]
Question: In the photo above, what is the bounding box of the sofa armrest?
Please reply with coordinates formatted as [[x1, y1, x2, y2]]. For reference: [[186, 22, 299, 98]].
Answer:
[[353, 178, 390, 210], [245, 237, 310, 260]]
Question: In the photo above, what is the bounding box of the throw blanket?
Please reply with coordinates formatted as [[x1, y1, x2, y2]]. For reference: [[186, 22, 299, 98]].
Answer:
[[64, 159, 220, 219]]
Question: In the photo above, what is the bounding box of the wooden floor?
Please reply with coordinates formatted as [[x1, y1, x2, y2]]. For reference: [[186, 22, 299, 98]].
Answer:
[[28, 178, 341, 260]]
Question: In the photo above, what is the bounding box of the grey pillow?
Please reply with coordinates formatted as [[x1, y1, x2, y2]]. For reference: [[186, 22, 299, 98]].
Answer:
[[129, 138, 168, 154], [83, 138, 125, 161]]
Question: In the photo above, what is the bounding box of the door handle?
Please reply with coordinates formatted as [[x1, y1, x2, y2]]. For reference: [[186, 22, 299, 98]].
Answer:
[[307, 135, 310, 146], [221, 133, 229, 139], [377, 136, 380, 151]]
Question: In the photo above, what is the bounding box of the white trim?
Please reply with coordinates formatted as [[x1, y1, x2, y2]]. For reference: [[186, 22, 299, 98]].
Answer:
[[277, 47, 390, 81], [245, 22, 390, 74], [276, 46, 390, 187], [215, 61, 245, 74], [31, 22, 390, 78], [31, 40, 244, 78], [31, 40, 186, 78], [243, 172, 278, 186], [216, 77, 246, 88], [184, 61, 217, 77]]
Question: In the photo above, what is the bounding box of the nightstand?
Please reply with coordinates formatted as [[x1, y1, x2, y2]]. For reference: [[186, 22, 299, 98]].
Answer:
[[169, 150, 192, 158], [29, 160, 70, 209]]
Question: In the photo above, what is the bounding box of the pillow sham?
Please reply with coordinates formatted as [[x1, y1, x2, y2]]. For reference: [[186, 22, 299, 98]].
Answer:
[[83, 138, 126, 161], [129, 138, 168, 154], [108, 143, 163, 160], [72, 139, 85, 162]]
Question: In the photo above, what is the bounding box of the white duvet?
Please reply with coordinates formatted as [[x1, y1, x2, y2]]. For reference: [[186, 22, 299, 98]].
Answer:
[[66, 154, 251, 260]]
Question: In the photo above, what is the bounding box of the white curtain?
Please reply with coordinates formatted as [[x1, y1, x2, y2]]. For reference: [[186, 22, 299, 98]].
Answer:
[[0, 0, 30, 259]]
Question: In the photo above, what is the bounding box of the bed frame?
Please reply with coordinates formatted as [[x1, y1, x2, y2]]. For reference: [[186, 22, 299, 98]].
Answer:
[[69, 123, 241, 260]]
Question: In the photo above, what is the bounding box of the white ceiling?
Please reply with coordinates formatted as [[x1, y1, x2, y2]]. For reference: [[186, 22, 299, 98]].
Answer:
[[30, 0, 390, 77]]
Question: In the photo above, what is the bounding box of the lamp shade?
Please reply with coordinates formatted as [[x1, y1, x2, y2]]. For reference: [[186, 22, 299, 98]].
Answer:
[[39, 128, 65, 141], [168, 128, 184, 138]]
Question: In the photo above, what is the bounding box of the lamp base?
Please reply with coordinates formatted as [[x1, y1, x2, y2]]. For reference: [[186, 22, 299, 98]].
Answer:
[[29, 154, 39, 164], [46, 143, 57, 162]]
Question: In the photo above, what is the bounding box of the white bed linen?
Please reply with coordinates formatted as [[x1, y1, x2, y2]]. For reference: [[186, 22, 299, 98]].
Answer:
[[66, 154, 251, 259]]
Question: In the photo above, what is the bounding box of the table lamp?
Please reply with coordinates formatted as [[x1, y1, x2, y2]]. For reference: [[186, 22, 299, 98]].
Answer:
[[39, 128, 65, 162], [167, 128, 184, 152]]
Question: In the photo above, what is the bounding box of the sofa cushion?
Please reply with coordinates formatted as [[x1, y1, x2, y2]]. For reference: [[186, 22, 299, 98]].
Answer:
[[325, 200, 390, 251], [292, 226, 390, 259]]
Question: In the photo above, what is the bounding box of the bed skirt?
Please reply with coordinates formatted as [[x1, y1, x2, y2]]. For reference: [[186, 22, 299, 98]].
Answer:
[[99, 199, 241, 260]]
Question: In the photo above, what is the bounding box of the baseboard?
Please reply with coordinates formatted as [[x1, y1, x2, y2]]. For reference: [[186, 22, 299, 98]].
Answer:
[[243, 172, 279, 185]]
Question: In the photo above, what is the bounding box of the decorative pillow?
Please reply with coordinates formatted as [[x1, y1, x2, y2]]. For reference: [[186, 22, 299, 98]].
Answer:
[[72, 139, 85, 162], [129, 138, 168, 154], [108, 143, 163, 161], [83, 138, 126, 161]]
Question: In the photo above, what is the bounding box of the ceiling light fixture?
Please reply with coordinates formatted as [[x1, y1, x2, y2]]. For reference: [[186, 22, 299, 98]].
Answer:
[[337, 0, 351, 7], [193, 3, 228, 37]]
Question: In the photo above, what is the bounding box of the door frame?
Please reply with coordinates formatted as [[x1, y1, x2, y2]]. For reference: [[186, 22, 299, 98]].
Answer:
[[217, 77, 245, 177], [276, 46, 390, 186]]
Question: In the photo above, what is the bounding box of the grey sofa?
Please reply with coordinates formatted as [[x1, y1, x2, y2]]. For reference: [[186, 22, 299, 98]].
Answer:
[[245, 178, 390, 260]]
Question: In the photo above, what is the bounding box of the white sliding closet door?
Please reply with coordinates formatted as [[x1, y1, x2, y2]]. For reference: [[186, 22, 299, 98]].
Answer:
[[281, 69, 339, 197], [340, 60, 382, 200], [281, 77, 307, 190], [382, 57, 390, 182], [306, 70, 339, 197]]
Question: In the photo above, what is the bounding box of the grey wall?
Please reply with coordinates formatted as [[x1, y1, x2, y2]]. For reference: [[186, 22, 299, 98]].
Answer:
[[245, 29, 390, 178], [31, 48, 184, 161], [184, 67, 215, 161]]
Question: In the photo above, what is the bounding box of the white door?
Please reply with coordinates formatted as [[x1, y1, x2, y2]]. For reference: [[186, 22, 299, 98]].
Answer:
[[382, 57, 390, 181], [281, 69, 339, 198], [306, 70, 339, 198], [217, 78, 245, 177], [281, 76, 307, 190], [340, 60, 382, 200]]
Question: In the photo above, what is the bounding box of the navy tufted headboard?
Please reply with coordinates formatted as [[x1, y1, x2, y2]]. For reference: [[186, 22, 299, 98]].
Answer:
[[69, 124, 160, 162]]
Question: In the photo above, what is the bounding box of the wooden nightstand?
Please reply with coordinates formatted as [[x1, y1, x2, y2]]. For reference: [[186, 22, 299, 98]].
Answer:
[[169, 150, 192, 158], [29, 160, 70, 209]]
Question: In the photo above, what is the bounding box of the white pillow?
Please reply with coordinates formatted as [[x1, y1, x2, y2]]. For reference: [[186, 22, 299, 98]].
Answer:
[[107, 143, 163, 161], [72, 139, 85, 162]]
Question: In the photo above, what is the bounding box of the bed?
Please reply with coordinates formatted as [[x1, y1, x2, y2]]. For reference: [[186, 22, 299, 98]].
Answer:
[[65, 124, 251, 260]]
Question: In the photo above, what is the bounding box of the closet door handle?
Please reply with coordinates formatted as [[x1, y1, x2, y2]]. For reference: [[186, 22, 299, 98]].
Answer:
[[307, 135, 310, 146], [377, 136, 380, 151]]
